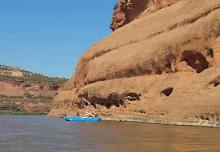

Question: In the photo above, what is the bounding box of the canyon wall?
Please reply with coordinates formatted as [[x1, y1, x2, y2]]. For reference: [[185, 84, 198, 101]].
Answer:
[[49, 0, 220, 126], [110, 0, 181, 31], [0, 65, 67, 114]]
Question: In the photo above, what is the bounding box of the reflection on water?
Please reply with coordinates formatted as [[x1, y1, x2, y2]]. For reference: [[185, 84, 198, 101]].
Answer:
[[0, 115, 220, 152]]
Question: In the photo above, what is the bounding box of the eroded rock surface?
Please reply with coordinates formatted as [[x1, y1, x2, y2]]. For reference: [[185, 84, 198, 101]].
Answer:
[[110, 0, 181, 31], [49, 0, 220, 126]]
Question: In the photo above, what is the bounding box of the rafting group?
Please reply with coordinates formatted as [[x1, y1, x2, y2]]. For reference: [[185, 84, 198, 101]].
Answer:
[[64, 112, 102, 122]]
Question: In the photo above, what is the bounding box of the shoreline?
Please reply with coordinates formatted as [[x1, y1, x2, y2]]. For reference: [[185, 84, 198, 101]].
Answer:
[[48, 112, 220, 128], [0, 110, 47, 115], [102, 117, 220, 128]]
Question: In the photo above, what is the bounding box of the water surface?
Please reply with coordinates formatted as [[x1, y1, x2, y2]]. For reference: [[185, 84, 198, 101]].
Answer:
[[0, 116, 220, 152]]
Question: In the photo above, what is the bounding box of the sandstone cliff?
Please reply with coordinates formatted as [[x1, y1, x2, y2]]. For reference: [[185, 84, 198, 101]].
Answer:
[[110, 0, 181, 31], [49, 0, 220, 127], [0, 65, 68, 114]]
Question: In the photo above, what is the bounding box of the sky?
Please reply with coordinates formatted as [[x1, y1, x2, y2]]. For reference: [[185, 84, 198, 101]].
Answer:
[[0, 0, 118, 78]]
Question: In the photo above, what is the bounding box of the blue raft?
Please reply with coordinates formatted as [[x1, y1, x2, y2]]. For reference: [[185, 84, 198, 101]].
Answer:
[[64, 116, 101, 122]]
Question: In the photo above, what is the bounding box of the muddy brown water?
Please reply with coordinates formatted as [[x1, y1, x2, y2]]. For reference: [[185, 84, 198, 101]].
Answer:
[[0, 115, 220, 152]]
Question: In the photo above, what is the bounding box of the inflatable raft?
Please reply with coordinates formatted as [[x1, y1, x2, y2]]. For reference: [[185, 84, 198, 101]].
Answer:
[[64, 116, 101, 122]]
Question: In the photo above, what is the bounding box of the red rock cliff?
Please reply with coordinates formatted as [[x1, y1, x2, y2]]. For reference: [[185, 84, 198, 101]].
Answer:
[[49, 0, 220, 127], [110, 0, 180, 31]]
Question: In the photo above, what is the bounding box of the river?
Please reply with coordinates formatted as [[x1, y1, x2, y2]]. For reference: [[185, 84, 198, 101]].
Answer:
[[0, 115, 220, 152]]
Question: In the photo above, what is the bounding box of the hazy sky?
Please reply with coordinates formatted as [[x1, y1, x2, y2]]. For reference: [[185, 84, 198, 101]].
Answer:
[[0, 0, 117, 78]]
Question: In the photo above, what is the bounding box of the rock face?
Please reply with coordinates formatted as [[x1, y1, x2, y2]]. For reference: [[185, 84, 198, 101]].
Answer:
[[0, 65, 68, 114], [49, 0, 220, 126], [110, 0, 181, 31]]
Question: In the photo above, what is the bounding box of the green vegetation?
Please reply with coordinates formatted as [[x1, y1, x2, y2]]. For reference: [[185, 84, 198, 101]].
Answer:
[[0, 64, 68, 86], [0, 110, 46, 115], [0, 65, 20, 71], [23, 93, 53, 100], [23, 73, 68, 86], [0, 74, 68, 86], [0, 64, 66, 115], [0, 94, 53, 103]]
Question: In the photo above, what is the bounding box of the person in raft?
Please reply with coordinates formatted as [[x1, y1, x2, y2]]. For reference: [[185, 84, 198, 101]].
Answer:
[[94, 114, 99, 118], [75, 111, 80, 117], [85, 112, 99, 118], [85, 112, 93, 118], [75, 112, 98, 118]]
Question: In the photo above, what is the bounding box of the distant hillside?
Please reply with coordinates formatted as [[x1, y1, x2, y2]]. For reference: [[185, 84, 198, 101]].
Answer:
[[0, 64, 67, 86], [0, 64, 68, 115]]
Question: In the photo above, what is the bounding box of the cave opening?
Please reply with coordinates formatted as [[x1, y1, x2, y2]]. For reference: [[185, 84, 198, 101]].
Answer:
[[161, 87, 173, 96], [180, 50, 209, 73]]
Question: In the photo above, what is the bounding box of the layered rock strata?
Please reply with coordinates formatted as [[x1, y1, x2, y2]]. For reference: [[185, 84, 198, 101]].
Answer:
[[49, 0, 220, 127], [0, 65, 67, 114], [110, 0, 181, 31]]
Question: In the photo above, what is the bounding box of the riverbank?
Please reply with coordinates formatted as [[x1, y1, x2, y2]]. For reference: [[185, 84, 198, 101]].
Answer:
[[102, 116, 220, 128], [0, 110, 46, 115], [48, 109, 220, 128]]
